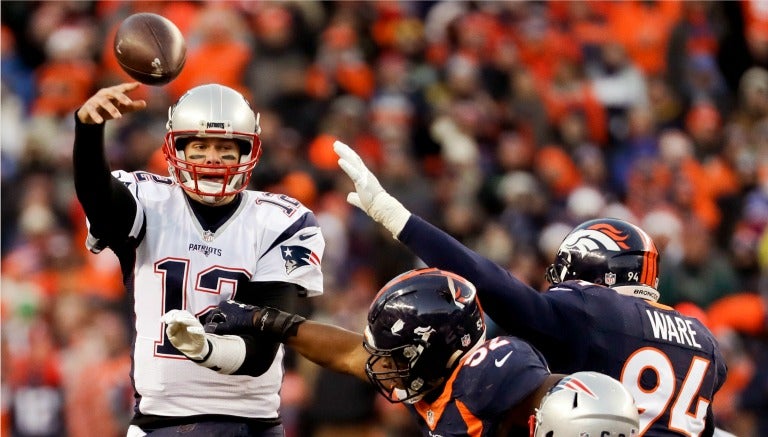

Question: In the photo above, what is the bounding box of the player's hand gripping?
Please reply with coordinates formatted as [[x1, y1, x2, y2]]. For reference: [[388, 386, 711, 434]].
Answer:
[[204, 300, 306, 343], [162, 309, 247, 374], [333, 140, 412, 238], [76, 82, 147, 125]]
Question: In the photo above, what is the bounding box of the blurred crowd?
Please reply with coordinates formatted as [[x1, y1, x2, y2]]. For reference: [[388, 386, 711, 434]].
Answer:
[[2, 1, 768, 436]]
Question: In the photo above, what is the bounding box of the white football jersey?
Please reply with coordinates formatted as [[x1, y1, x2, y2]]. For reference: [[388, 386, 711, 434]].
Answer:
[[89, 170, 324, 419]]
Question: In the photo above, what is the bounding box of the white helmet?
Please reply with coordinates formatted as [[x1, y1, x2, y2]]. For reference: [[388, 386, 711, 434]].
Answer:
[[163, 84, 262, 202], [531, 371, 639, 437]]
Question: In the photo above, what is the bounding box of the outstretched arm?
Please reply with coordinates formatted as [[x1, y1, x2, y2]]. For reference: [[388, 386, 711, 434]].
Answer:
[[165, 301, 370, 382], [286, 320, 369, 381], [333, 141, 556, 333], [73, 83, 146, 244]]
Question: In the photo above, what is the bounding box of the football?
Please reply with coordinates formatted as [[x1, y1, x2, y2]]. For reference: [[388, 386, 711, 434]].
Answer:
[[113, 13, 186, 86]]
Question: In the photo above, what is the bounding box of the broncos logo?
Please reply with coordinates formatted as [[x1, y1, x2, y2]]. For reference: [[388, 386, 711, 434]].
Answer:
[[561, 223, 630, 253]]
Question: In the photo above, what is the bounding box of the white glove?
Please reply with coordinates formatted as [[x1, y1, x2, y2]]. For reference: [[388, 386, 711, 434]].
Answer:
[[333, 140, 411, 238], [162, 309, 209, 360], [162, 309, 247, 374]]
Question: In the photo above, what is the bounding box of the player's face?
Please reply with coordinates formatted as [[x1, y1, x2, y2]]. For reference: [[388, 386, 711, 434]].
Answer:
[[184, 138, 241, 171], [182, 138, 242, 206], [369, 355, 408, 391]]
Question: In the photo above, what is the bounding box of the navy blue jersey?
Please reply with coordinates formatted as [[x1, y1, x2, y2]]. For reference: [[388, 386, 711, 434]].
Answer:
[[399, 216, 727, 437], [406, 336, 550, 437]]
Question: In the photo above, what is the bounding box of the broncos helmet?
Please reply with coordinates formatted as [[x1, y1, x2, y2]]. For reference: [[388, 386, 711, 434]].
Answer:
[[163, 84, 262, 202], [364, 268, 486, 404], [531, 371, 639, 437], [545, 218, 661, 302]]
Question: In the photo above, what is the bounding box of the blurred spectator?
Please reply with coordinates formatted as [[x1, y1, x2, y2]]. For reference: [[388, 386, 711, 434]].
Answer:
[[166, 3, 252, 100], [610, 105, 662, 201], [658, 217, 739, 308], [608, 0, 683, 77], [687, 100, 724, 160], [740, 0, 768, 65], [658, 129, 721, 230], [64, 304, 132, 437], [496, 170, 548, 251], [533, 145, 582, 203], [587, 41, 648, 145], [6, 321, 65, 437], [31, 24, 98, 117], [667, 2, 731, 112], [507, 67, 551, 147], [1, 24, 35, 112], [538, 44, 608, 146]]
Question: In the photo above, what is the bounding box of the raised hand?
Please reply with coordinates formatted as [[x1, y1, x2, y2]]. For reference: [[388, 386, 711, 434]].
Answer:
[[76, 82, 147, 124], [333, 140, 411, 237]]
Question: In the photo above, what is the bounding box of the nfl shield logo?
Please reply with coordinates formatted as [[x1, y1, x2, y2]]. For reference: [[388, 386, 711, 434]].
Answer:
[[202, 230, 215, 243], [604, 272, 616, 286], [461, 334, 471, 347]]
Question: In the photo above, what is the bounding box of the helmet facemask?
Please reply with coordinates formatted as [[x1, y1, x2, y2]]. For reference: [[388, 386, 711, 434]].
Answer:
[[363, 332, 436, 404], [545, 250, 573, 285], [363, 268, 487, 404], [163, 84, 262, 203]]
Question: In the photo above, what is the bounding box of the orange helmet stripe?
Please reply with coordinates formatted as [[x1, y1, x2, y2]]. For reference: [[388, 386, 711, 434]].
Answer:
[[587, 223, 631, 250], [636, 226, 658, 286]]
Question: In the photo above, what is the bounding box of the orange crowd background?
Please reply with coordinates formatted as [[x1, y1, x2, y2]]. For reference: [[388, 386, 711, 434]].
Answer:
[[2, 1, 768, 436]]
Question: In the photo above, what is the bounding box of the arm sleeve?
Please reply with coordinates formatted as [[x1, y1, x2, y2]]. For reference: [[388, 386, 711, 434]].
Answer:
[[398, 215, 567, 339], [229, 281, 305, 375], [236, 281, 303, 313], [72, 112, 137, 242], [232, 335, 280, 377]]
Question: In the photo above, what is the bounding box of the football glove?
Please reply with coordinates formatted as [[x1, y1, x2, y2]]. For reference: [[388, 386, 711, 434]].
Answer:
[[162, 309, 246, 374], [204, 300, 306, 343], [333, 140, 411, 238]]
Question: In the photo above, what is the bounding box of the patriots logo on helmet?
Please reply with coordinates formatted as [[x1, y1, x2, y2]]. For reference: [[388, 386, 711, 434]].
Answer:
[[550, 375, 599, 399], [281, 245, 320, 274]]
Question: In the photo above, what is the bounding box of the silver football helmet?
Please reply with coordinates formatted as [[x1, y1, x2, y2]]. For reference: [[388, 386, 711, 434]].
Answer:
[[531, 371, 639, 437], [163, 84, 262, 202]]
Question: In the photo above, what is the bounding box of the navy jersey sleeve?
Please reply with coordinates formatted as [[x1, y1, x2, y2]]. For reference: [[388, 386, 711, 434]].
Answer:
[[399, 217, 577, 339], [72, 112, 137, 242], [453, 336, 550, 419], [399, 216, 639, 370]]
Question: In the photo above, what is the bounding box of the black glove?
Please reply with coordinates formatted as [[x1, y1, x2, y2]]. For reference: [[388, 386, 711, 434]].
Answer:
[[204, 300, 306, 343]]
